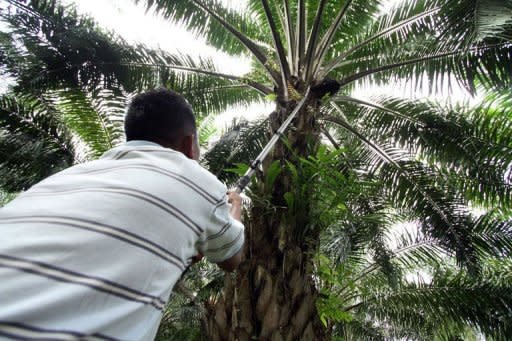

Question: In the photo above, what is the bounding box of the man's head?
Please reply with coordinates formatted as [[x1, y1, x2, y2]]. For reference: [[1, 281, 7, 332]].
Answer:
[[124, 89, 200, 160]]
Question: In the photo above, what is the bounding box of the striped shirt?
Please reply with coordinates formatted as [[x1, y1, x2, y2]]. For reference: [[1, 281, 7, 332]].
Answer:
[[0, 141, 244, 340]]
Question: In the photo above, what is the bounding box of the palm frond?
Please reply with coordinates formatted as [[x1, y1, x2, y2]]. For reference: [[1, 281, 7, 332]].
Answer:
[[335, 95, 512, 211], [439, 0, 512, 47], [322, 112, 483, 270], [139, 0, 280, 84], [311, 0, 353, 78], [472, 210, 512, 259], [0, 93, 75, 192], [303, 0, 327, 82], [260, 0, 290, 90], [323, 0, 441, 76], [352, 261, 512, 340], [334, 43, 512, 95], [51, 88, 125, 158], [317, 0, 383, 62], [202, 117, 270, 185]]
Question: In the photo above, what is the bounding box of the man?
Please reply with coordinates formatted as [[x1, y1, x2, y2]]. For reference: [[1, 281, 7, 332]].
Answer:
[[0, 89, 244, 340]]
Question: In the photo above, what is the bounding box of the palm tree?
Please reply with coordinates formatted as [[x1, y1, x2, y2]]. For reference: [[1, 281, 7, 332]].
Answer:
[[1, 0, 512, 339], [204, 93, 512, 339]]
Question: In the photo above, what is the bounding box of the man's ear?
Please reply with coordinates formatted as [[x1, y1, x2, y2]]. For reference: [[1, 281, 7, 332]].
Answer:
[[179, 134, 195, 160]]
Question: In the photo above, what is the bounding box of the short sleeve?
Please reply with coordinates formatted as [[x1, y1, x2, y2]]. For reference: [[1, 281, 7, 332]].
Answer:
[[198, 198, 245, 263]]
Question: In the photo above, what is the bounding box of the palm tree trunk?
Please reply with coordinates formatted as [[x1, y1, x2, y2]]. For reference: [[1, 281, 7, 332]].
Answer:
[[206, 100, 326, 340]]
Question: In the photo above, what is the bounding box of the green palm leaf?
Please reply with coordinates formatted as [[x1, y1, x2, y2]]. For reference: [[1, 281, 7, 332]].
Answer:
[[0, 93, 75, 191], [51, 88, 125, 158]]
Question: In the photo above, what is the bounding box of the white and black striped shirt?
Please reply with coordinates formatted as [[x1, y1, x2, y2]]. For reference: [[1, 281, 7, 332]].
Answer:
[[0, 141, 245, 340]]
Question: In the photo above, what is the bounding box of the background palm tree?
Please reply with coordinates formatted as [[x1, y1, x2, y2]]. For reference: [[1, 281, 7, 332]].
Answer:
[[1, 0, 512, 339]]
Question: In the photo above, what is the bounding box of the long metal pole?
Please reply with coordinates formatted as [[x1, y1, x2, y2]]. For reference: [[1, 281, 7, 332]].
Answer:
[[235, 88, 311, 193]]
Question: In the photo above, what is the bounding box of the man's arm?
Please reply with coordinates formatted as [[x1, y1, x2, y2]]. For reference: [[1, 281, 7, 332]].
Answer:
[[216, 191, 243, 272]]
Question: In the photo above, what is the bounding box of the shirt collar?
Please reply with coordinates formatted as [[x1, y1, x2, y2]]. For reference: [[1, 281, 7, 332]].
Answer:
[[124, 140, 163, 148]]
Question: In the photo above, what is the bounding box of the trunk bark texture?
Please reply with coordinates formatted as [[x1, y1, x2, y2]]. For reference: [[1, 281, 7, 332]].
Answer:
[[206, 98, 327, 340]]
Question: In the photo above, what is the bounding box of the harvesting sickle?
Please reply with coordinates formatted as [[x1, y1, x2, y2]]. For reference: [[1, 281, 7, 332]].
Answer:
[[235, 78, 341, 194], [235, 87, 312, 193]]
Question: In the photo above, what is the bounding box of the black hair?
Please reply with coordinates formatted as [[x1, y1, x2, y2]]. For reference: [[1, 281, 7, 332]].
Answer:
[[124, 88, 196, 147]]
